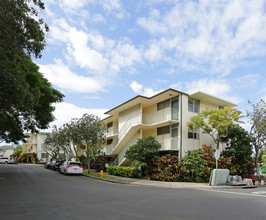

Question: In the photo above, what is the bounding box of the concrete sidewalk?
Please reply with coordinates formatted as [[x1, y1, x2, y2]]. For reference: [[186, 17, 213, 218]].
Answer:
[[84, 171, 266, 189], [84, 171, 217, 189]]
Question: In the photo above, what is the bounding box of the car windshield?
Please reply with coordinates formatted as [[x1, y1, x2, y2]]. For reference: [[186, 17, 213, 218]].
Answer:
[[70, 163, 81, 166]]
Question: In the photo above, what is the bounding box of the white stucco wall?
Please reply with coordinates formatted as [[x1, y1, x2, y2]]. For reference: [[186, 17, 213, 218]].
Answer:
[[180, 94, 224, 157], [118, 104, 141, 138]]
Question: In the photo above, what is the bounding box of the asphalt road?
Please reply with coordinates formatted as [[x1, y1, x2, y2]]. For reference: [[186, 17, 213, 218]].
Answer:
[[0, 164, 266, 220]]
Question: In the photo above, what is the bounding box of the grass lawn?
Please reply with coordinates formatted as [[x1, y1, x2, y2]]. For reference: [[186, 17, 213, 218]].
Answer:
[[82, 172, 115, 180]]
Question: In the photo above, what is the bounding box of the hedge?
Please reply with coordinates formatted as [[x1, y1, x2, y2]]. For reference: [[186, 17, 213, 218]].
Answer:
[[107, 166, 139, 178]]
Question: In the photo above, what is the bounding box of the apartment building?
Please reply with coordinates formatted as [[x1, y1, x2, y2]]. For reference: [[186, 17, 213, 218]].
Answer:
[[102, 88, 236, 166], [22, 133, 50, 161]]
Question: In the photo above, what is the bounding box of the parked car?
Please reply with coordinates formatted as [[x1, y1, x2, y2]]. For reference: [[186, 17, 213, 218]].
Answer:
[[60, 161, 83, 175], [44, 161, 52, 169], [50, 160, 64, 171], [0, 157, 15, 164]]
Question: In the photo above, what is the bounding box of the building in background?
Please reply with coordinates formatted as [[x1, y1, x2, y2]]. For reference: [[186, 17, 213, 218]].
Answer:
[[102, 88, 236, 166], [22, 133, 50, 162]]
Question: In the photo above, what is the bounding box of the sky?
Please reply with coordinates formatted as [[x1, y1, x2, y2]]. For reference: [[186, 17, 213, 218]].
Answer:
[[35, 0, 266, 131]]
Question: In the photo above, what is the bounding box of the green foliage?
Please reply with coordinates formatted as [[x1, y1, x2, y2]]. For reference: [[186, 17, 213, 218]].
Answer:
[[107, 166, 140, 178], [183, 151, 207, 178], [150, 154, 189, 182], [20, 152, 28, 163], [246, 99, 266, 174], [0, 0, 64, 143], [221, 124, 253, 175], [187, 107, 239, 149], [90, 155, 106, 172], [150, 145, 231, 183], [125, 136, 161, 176], [16, 145, 23, 151], [69, 114, 106, 173]]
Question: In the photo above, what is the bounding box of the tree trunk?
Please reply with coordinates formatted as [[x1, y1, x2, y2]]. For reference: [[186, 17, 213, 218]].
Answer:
[[87, 156, 90, 174], [255, 148, 259, 175], [216, 141, 220, 150]]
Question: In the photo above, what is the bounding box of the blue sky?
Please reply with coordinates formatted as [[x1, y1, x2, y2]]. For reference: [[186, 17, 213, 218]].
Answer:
[[36, 0, 266, 131]]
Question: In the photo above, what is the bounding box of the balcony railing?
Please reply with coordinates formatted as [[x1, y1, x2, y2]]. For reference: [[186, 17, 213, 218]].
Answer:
[[156, 136, 180, 150], [106, 126, 118, 138], [143, 108, 174, 125], [106, 136, 118, 154], [118, 117, 141, 141]]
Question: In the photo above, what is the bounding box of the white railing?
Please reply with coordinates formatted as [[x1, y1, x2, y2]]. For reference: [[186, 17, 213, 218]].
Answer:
[[118, 117, 141, 141], [106, 126, 118, 138], [156, 136, 180, 150], [143, 108, 172, 125], [117, 137, 138, 165], [106, 136, 118, 154]]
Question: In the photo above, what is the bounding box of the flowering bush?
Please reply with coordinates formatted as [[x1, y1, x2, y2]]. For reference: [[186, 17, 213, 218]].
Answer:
[[150, 154, 189, 182], [149, 145, 231, 183], [20, 152, 28, 163]]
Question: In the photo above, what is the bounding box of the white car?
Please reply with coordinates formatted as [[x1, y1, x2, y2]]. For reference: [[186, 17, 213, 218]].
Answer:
[[0, 157, 15, 164], [60, 161, 83, 175]]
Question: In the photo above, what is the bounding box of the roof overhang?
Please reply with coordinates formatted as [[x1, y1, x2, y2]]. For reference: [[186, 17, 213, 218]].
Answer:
[[189, 91, 237, 107], [104, 88, 188, 116]]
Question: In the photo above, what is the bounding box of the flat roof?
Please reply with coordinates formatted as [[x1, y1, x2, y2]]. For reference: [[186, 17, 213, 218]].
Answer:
[[104, 88, 237, 118], [104, 88, 187, 116], [189, 91, 237, 107]]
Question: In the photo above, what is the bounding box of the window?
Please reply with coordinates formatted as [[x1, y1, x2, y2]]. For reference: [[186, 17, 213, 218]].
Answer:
[[171, 124, 179, 138], [107, 122, 113, 128], [188, 98, 200, 113], [41, 144, 48, 150], [41, 153, 48, 159], [157, 99, 170, 111], [157, 125, 170, 135], [188, 129, 199, 139], [107, 139, 113, 145]]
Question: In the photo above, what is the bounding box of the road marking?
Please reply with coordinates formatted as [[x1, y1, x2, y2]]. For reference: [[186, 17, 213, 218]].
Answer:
[[0, 178, 6, 180], [197, 188, 266, 198], [251, 191, 266, 194]]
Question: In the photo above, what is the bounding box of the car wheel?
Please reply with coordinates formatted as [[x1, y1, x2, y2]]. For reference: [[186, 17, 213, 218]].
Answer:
[[64, 170, 67, 175], [5, 161, 8, 164]]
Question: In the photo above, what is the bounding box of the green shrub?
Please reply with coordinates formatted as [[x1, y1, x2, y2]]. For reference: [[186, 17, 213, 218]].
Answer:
[[107, 166, 139, 178], [150, 154, 189, 182]]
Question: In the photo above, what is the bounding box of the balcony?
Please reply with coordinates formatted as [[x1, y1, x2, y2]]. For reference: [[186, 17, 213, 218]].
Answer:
[[106, 137, 118, 154], [106, 126, 118, 138], [156, 136, 180, 151], [143, 107, 178, 125]]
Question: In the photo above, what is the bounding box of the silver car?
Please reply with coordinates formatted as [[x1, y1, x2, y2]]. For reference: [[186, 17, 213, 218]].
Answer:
[[60, 161, 83, 175]]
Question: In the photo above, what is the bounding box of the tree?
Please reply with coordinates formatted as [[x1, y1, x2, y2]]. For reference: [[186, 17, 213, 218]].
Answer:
[[75, 114, 106, 173], [0, 0, 64, 143], [125, 136, 161, 176], [187, 107, 239, 149], [246, 99, 266, 174], [221, 124, 253, 175], [44, 129, 61, 160], [43, 126, 72, 160], [183, 150, 207, 179]]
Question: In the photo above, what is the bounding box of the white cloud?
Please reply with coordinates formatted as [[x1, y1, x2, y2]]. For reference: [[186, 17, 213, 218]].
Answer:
[[111, 41, 142, 67], [144, 42, 162, 62], [137, 0, 266, 74], [45, 102, 108, 130], [185, 79, 231, 97], [130, 81, 143, 94], [48, 19, 141, 85], [236, 74, 260, 88], [130, 81, 162, 97], [171, 78, 242, 104], [59, 0, 88, 11], [39, 59, 104, 93]]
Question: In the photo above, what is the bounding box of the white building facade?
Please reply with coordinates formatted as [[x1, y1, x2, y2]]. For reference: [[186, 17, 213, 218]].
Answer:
[[102, 89, 236, 166]]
